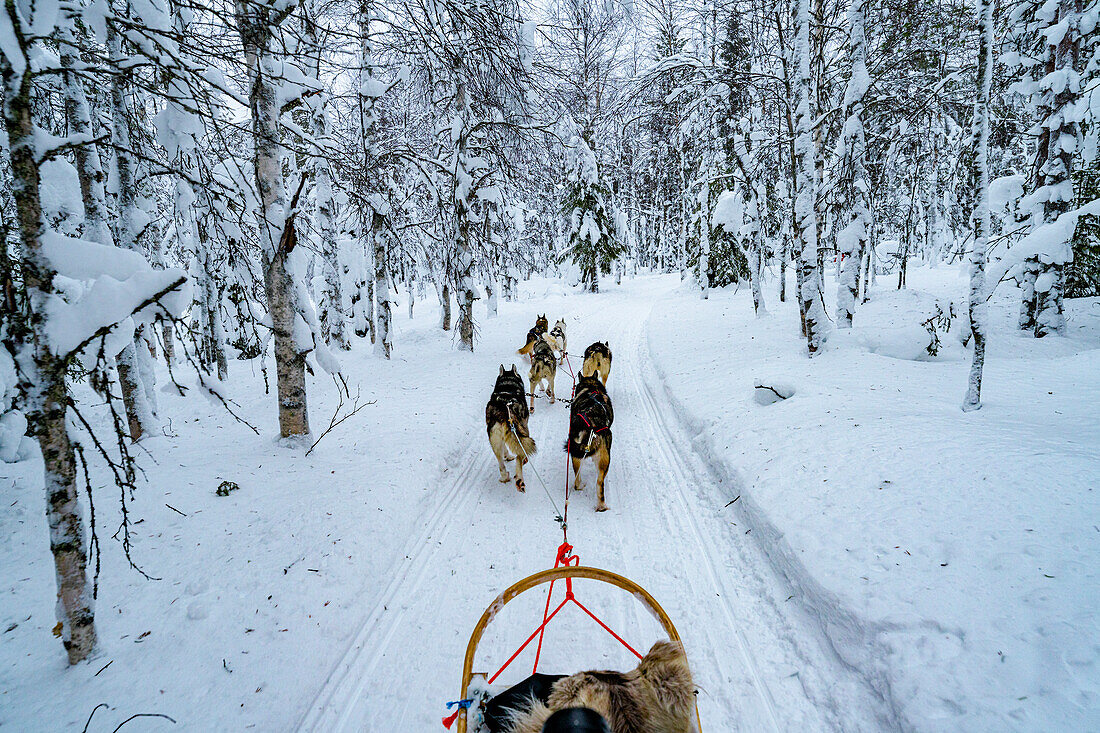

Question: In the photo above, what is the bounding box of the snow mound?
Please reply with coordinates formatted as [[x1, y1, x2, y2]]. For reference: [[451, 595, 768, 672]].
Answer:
[[843, 289, 964, 362], [753, 380, 796, 405]]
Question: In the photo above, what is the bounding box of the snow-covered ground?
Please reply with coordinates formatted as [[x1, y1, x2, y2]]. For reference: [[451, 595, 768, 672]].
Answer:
[[648, 266, 1100, 731], [2, 265, 1097, 731]]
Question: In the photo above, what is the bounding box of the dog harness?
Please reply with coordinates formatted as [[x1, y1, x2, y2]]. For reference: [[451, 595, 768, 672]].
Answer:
[[577, 412, 608, 434]]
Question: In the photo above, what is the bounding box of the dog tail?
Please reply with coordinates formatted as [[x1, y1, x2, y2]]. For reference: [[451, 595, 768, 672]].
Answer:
[[517, 337, 535, 356], [519, 434, 537, 457]]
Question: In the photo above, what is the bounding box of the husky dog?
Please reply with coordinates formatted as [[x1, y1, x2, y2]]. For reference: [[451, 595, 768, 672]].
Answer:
[[546, 319, 567, 362], [486, 365, 537, 492], [516, 314, 550, 356], [506, 641, 696, 733], [581, 341, 612, 384], [567, 373, 614, 511], [529, 338, 556, 410]]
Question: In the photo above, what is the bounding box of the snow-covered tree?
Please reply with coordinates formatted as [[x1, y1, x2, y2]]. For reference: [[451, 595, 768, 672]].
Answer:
[[561, 125, 620, 292], [835, 0, 871, 328], [964, 0, 995, 411]]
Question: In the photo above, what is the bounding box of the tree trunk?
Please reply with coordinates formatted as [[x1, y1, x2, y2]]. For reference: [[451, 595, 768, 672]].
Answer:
[[109, 19, 156, 437], [59, 14, 112, 247], [963, 0, 993, 411], [372, 211, 392, 358], [2, 34, 97, 663], [237, 0, 310, 437], [779, 236, 788, 302], [698, 178, 710, 299], [836, 0, 869, 328], [303, 5, 347, 352], [795, 0, 826, 354], [441, 281, 452, 330]]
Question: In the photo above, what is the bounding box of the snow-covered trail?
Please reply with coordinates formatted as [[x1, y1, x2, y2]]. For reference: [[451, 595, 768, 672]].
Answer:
[[296, 276, 889, 731]]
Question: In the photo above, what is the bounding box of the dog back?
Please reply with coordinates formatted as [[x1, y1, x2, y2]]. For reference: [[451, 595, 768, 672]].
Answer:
[[568, 375, 613, 457], [532, 339, 555, 369], [583, 341, 612, 362], [487, 371, 528, 431]]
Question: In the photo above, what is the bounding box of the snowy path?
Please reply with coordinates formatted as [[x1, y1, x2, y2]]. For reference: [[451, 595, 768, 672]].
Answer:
[[295, 277, 890, 731]]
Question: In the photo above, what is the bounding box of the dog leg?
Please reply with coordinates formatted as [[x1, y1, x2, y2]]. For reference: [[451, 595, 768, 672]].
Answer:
[[490, 429, 511, 483], [571, 455, 584, 492], [515, 451, 527, 493], [594, 442, 610, 512]]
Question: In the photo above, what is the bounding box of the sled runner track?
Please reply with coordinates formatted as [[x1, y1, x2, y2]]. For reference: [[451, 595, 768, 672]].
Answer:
[[616, 321, 784, 732], [295, 440, 489, 732]]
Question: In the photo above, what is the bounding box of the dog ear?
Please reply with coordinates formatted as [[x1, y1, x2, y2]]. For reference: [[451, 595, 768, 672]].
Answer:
[[499, 364, 505, 377], [510, 364, 518, 374]]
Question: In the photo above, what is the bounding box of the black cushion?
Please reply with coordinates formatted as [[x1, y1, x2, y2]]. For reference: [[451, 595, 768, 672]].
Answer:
[[483, 674, 565, 733]]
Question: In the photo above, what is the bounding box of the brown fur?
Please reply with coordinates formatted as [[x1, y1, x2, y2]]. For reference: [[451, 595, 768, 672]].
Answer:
[[529, 338, 556, 410], [516, 316, 549, 356], [507, 641, 696, 733], [582, 341, 613, 384], [517, 328, 540, 356], [486, 365, 537, 491]]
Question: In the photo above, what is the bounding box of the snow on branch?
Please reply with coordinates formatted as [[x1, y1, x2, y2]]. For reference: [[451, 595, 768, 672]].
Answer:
[[40, 233, 190, 360], [984, 197, 1100, 299]]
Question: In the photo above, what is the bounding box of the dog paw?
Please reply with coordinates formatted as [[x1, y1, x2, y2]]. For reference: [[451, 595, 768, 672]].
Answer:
[[498, 473, 511, 483], [573, 481, 584, 492], [515, 480, 526, 493], [595, 502, 609, 512]]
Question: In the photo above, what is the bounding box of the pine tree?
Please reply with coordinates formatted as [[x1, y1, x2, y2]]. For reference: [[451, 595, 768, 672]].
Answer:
[[561, 126, 621, 292]]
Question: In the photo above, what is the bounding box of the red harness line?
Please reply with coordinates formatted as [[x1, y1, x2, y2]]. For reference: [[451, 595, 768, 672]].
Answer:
[[486, 541, 644, 688]]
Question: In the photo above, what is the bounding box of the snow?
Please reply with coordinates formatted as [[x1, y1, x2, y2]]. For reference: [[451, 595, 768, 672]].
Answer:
[[39, 158, 85, 232], [2, 268, 1097, 731], [647, 265, 1100, 730], [711, 189, 743, 231]]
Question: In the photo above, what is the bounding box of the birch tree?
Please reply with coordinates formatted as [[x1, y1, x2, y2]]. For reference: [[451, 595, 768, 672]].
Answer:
[[835, 0, 870, 328], [794, 0, 828, 353], [963, 0, 994, 411], [235, 0, 311, 437]]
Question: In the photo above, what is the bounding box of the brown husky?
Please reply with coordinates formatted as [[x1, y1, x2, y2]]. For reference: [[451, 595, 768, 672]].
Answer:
[[506, 641, 696, 733], [567, 372, 614, 511], [486, 365, 537, 492], [528, 338, 556, 410], [516, 314, 549, 356], [581, 341, 613, 384]]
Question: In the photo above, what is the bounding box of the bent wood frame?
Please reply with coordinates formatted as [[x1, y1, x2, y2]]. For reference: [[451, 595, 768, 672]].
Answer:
[[456, 564, 702, 732]]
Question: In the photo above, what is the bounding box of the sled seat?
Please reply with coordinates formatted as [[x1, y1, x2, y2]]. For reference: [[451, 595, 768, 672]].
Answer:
[[451, 565, 702, 732]]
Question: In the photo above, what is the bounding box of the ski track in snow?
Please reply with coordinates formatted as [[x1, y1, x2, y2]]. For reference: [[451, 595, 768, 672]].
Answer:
[[295, 277, 890, 731]]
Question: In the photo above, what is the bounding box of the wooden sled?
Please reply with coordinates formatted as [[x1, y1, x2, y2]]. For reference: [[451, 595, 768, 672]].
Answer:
[[452, 564, 702, 732]]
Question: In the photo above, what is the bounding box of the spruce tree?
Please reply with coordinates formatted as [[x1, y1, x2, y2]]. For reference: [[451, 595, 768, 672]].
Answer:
[[561, 125, 621, 292]]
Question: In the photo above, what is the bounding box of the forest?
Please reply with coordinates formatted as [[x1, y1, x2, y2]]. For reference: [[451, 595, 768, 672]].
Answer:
[[0, 0, 1098, 728]]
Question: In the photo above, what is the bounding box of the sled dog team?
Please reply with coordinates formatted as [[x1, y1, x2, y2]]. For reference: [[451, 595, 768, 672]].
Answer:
[[482, 317, 698, 733], [486, 314, 615, 512]]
